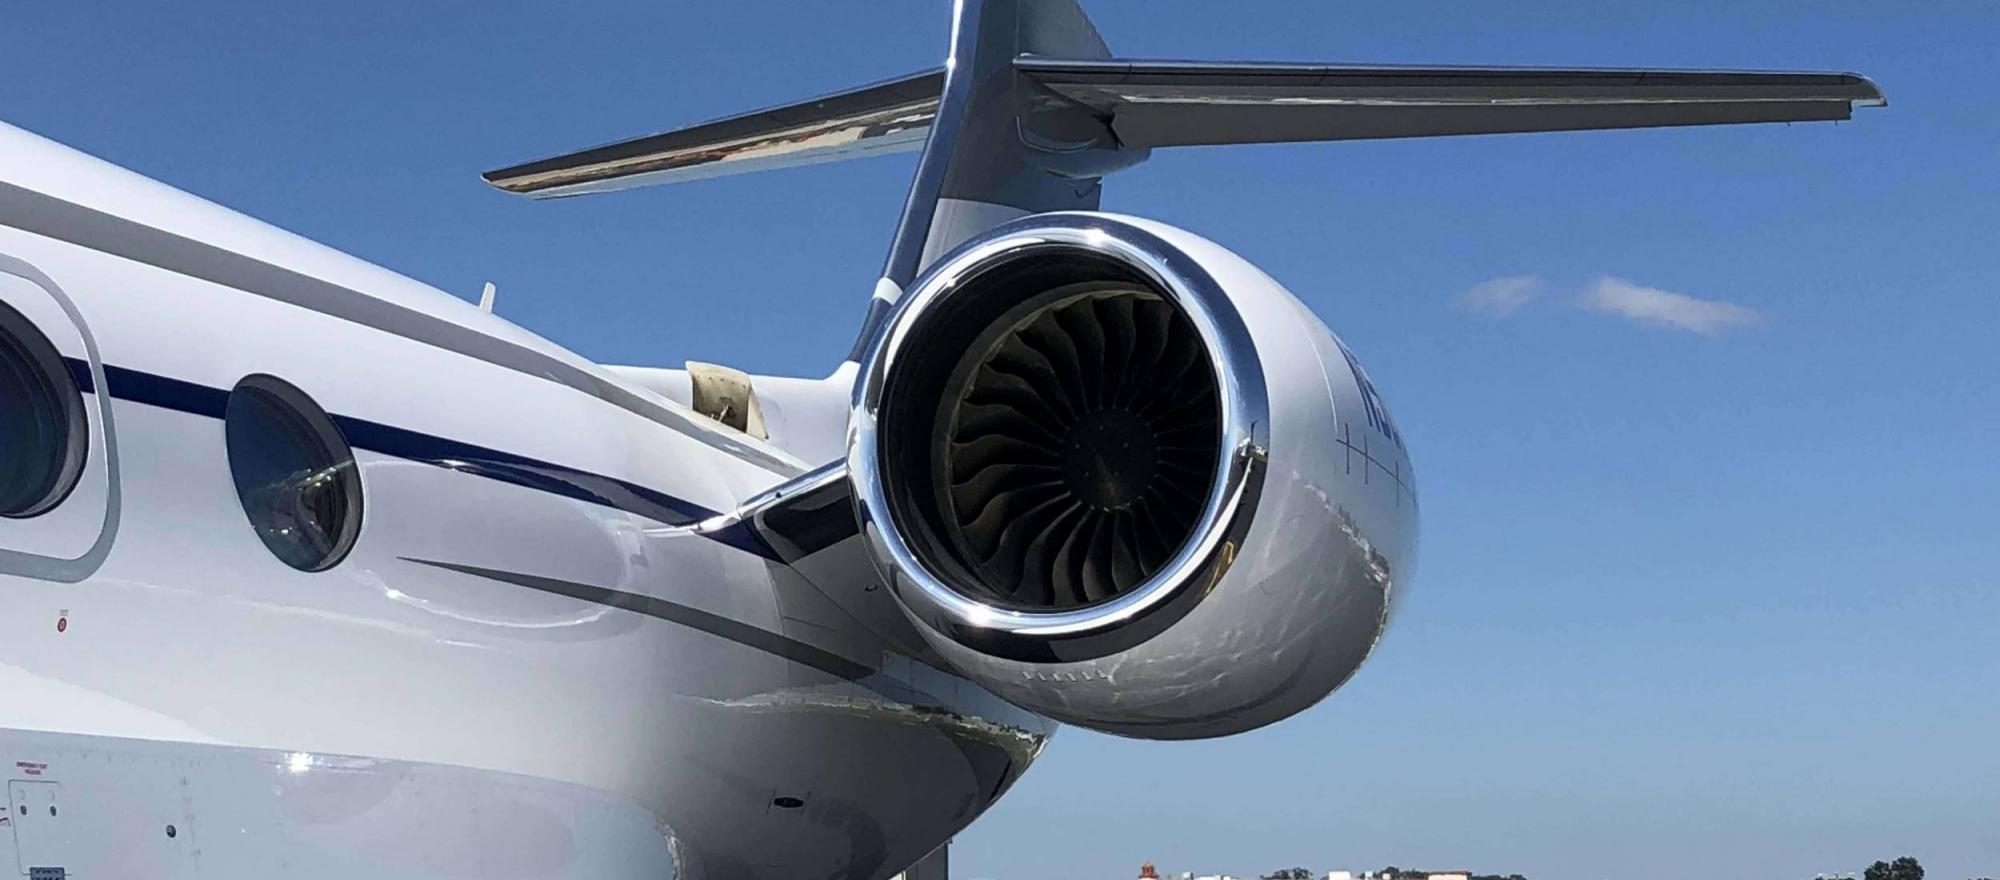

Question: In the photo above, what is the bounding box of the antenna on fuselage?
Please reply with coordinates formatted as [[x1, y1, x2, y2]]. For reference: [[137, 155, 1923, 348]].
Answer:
[[478, 282, 497, 313]]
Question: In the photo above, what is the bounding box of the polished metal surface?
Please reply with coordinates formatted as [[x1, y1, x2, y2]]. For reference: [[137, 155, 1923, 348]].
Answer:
[[852, 212, 1269, 661], [850, 210, 1417, 738]]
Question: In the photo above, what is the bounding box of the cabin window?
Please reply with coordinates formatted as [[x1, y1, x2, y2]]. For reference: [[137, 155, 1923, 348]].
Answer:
[[224, 375, 362, 571], [0, 299, 87, 518]]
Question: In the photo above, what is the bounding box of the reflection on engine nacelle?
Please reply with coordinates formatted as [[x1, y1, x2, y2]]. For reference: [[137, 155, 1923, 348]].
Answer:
[[851, 212, 1419, 739]]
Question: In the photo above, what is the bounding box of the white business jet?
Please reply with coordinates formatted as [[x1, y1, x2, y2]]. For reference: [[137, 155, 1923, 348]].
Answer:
[[0, 1, 1878, 877]]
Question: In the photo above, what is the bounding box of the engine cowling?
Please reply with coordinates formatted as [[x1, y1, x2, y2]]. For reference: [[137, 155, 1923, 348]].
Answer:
[[850, 213, 1418, 740]]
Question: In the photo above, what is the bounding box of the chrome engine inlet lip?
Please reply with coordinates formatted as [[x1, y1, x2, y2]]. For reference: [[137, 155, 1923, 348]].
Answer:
[[850, 213, 1271, 661]]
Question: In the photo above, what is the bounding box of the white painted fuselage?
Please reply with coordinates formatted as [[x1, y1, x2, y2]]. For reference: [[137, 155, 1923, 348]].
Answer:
[[0, 122, 1046, 880]]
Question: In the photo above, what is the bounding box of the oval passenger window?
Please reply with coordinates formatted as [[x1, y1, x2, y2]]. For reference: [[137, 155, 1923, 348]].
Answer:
[[224, 375, 362, 571], [0, 299, 88, 518]]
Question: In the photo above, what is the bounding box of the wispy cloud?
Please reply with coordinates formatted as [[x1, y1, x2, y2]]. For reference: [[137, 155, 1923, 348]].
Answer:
[[1578, 276, 1764, 335], [1454, 275, 1545, 316]]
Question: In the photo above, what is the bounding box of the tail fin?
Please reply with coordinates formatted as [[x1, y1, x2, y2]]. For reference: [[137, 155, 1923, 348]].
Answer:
[[479, 1, 1882, 355]]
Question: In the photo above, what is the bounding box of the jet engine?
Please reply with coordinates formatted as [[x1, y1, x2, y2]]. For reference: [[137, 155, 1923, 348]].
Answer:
[[850, 213, 1419, 739]]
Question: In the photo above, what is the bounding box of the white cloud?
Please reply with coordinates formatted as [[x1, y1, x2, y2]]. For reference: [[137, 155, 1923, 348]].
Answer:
[[1454, 275, 1544, 316], [1578, 276, 1764, 335]]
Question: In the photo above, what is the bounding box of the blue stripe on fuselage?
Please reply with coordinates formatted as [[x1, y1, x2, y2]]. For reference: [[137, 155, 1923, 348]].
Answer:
[[71, 357, 782, 560]]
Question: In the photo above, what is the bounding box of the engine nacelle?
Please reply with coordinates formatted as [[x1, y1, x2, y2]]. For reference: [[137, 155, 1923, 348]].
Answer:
[[850, 213, 1418, 739]]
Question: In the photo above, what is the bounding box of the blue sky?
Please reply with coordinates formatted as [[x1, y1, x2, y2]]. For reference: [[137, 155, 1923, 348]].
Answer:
[[4, 3, 1996, 879]]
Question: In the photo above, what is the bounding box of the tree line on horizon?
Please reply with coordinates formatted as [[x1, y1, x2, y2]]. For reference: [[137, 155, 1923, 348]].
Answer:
[[1840, 854, 1990, 880], [1256, 854, 1995, 880]]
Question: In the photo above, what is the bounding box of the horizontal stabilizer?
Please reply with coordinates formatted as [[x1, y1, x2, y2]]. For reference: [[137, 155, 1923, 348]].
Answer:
[[1016, 58, 1885, 147], [475, 1, 1883, 370], [483, 57, 1883, 200], [483, 69, 944, 198]]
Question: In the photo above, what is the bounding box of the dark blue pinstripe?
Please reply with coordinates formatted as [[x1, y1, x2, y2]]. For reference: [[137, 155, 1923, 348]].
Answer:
[[71, 357, 784, 560]]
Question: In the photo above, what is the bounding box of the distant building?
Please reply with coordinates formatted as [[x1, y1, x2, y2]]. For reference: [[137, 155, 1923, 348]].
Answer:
[[1425, 872, 1471, 880], [1326, 872, 1354, 880], [1137, 861, 1208, 880], [886, 846, 947, 880]]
